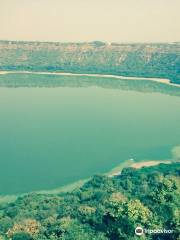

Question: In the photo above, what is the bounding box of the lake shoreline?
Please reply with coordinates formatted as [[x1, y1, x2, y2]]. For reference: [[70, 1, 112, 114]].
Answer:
[[0, 160, 174, 203], [107, 160, 172, 177], [0, 70, 180, 88]]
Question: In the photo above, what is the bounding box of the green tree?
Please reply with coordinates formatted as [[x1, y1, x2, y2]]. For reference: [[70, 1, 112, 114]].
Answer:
[[12, 232, 33, 240]]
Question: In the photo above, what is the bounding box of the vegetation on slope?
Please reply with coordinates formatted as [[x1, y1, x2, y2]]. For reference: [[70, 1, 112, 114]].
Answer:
[[0, 41, 180, 84], [0, 163, 179, 240]]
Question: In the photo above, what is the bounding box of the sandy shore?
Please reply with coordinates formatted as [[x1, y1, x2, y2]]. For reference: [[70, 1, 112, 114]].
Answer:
[[0, 160, 174, 202], [0, 70, 180, 88], [0, 71, 8, 75], [130, 160, 171, 169], [108, 160, 172, 177]]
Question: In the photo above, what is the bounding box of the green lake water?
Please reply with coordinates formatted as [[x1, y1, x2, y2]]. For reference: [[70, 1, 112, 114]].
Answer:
[[0, 74, 180, 195]]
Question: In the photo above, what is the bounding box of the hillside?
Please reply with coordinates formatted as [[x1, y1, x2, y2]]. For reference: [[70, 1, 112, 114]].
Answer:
[[0, 41, 180, 84], [0, 162, 179, 240]]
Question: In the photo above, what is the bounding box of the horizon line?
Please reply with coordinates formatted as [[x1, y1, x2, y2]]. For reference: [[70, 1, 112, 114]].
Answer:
[[0, 39, 180, 45]]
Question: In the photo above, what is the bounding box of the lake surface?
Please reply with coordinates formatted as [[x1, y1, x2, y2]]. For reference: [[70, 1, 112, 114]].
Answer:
[[0, 74, 180, 195]]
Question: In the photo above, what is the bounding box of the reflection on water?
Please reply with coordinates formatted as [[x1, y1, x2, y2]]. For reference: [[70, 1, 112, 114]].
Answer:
[[0, 73, 180, 97]]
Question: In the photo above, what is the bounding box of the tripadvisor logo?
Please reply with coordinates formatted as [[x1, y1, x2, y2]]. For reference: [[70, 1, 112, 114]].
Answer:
[[135, 226, 174, 236], [135, 227, 144, 236]]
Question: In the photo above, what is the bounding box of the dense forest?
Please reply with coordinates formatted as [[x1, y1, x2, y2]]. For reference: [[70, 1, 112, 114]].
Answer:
[[0, 41, 180, 84], [0, 163, 179, 240]]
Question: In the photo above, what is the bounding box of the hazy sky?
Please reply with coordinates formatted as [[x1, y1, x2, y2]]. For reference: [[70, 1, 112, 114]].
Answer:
[[0, 0, 180, 43]]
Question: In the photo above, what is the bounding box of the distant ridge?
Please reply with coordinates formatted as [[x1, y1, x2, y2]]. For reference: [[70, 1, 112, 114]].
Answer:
[[0, 41, 179, 84]]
